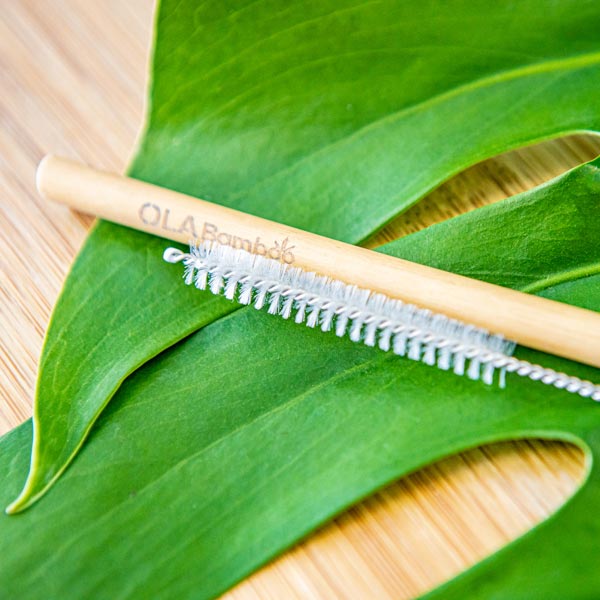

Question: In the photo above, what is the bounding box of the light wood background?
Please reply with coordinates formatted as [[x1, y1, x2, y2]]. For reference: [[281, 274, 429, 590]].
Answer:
[[1, 1, 598, 598]]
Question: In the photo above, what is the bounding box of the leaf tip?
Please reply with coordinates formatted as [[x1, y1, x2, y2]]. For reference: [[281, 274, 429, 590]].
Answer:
[[5, 491, 32, 515], [5, 469, 46, 515]]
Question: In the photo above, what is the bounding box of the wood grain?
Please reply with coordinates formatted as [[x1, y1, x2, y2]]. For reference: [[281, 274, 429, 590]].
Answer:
[[0, 1, 597, 598]]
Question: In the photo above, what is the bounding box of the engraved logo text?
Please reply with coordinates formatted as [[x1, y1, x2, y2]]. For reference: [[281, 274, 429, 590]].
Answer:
[[138, 202, 296, 264]]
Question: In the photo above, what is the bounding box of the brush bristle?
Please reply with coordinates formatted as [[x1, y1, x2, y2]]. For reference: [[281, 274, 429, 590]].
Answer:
[[165, 242, 515, 386], [163, 242, 600, 401]]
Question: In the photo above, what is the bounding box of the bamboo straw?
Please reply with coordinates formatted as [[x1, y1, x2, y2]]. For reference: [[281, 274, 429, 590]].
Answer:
[[36, 154, 600, 369]]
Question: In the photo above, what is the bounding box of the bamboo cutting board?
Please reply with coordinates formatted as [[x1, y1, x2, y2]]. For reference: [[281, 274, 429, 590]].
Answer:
[[1, 1, 598, 598]]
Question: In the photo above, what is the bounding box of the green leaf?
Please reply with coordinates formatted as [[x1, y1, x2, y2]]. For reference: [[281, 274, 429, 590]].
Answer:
[[1, 161, 599, 599], [10, 0, 600, 514], [6, 225, 238, 512]]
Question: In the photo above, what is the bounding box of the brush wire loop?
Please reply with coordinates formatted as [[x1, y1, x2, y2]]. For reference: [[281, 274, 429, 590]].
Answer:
[[164, 243, 600, 402]]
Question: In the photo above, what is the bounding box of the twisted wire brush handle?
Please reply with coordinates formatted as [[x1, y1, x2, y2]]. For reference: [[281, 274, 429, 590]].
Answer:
[[36, 155, 600, 370]]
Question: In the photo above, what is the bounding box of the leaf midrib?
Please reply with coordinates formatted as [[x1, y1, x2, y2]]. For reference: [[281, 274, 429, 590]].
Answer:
[[521, 262, 600, 293]]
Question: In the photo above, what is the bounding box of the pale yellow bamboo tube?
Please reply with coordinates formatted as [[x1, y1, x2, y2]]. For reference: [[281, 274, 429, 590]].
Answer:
[[36, 154, 600, 369]]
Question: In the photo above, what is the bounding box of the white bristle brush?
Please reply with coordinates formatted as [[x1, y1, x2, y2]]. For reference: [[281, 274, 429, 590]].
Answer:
[[37, 156, 600, 401], [162, 241, 597, 398]]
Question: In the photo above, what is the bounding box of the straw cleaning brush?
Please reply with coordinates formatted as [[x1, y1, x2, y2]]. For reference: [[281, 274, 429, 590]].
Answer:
[[37, 156, 600, 402]]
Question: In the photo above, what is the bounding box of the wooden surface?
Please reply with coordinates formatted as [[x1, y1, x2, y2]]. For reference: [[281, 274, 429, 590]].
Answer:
[[1, 1, 598, 598]]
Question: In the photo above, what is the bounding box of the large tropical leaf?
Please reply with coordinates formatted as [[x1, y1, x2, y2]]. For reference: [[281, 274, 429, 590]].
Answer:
[[10, 0, 600, 514], [1, 161, 599, 598]]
